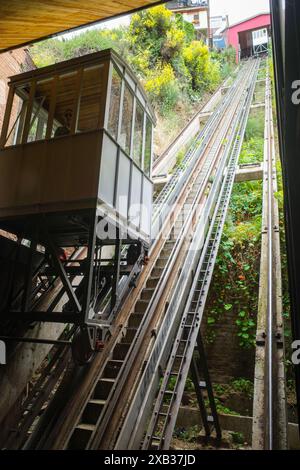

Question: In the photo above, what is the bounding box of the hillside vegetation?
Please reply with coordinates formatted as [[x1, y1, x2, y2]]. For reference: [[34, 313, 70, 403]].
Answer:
[[30, 5, 236, 154]]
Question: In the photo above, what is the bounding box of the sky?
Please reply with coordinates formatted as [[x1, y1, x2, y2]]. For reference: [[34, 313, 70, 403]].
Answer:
[[102, 0, 271, 29], [63, 0, 270, 39], [209, 0, 269, 24]]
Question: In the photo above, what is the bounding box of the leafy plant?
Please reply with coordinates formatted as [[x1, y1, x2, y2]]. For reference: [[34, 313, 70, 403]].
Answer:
[[231, 431, 245, 445], [207, 398, 240, 416], [30, 5, 235, 156], [174, 425, 201, 442], [231, 378, 254, 398], [236, 311, 256, 349]]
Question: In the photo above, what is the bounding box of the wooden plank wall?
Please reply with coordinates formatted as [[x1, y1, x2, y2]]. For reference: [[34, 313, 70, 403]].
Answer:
[[0, 0, 161, 51]]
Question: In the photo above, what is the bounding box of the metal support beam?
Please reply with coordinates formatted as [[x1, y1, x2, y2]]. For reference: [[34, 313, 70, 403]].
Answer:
[[190, 356, 211, 438], [21, 238, 37, 313], [110, 228, 121, 312], [9, 311, 80, 323], [43, 222, 81, 314], [80, 210, 97, 325], [195, 333, 221, 441], [0, 336, 71, 346]]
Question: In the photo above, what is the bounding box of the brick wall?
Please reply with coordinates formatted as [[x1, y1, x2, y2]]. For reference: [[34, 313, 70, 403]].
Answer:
[[0, 48, 35, 132], [0, 50, 35, 238]]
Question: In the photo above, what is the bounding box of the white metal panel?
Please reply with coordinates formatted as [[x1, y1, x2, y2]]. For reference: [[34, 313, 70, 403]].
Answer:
[[116, 150, 130, 219], [140, 176, 152, 237], [99, 132, 117, 207], [129, 165, 142, 230]]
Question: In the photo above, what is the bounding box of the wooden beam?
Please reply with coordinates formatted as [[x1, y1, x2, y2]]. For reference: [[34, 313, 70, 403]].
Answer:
[[46, 76, 58, 139], [21, 80, 36, 144], [70, 68, 84, 134], [0, 85, 14, 148]]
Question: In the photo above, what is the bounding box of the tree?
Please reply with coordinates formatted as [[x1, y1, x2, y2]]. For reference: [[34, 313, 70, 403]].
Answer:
[[128, 5, 192, 66], [183, 41, 221, 93], [30, 5, 228, 117]]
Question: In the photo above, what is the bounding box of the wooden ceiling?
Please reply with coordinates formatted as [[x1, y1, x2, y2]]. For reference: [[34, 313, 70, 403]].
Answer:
[[0, 0, 165, 52]]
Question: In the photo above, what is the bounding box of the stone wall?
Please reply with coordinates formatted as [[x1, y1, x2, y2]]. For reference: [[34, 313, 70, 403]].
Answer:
[[201, 307, 255, 383]]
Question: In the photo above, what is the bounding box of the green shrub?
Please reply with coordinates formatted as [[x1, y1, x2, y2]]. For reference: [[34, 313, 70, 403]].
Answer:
[[30, 5, 233, 137], [144, 63, 180, 115], [183, 41, 221, 92], [231, 432, 245, 445], [245, 112, 265, 141]]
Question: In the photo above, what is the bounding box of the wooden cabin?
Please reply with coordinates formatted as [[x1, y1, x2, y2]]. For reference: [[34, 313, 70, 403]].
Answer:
[[0, 49, 155, 244]]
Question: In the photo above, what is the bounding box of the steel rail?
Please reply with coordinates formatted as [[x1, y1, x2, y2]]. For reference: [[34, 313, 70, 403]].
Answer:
[[266, 72, 274, 451], [115, 59, 260, 451], [252, 66, 287, 450]]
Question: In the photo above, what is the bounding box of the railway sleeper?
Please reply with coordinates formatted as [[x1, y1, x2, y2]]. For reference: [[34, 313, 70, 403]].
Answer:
[[113, 342, 131, 361], [135, 300, 150, 313], [128, 312, 144, 328], [164, 239, 176, 247], [102, 360, 123, 379], [81, 399, 105, 425], [93, 378, 115, 400], [68, 424, 95, 449], [141, 288, 156, 301], [151, 266, 164, 278], [156, 257, 169, 268], [121, 327, 138, 343], [146, 277, 160, 289]]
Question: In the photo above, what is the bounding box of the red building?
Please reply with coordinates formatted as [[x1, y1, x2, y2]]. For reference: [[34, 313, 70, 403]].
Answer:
[[222, 13, 271, 62]]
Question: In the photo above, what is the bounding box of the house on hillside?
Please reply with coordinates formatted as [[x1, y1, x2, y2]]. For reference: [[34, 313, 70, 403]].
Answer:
[[211, 15, 229, 49], [221, 13, 271, 62], [167, 0, 210, 42]]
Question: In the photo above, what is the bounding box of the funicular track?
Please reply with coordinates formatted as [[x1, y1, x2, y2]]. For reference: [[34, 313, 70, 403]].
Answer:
[[2, 59, 258, 450], [143, 68, 258, 450], [252, 70, 288, 450], [116, 58, 260, 451]]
